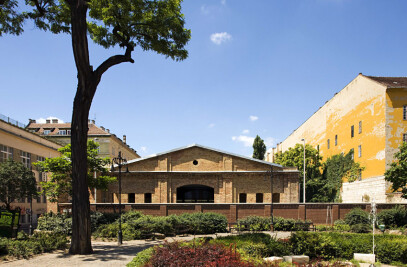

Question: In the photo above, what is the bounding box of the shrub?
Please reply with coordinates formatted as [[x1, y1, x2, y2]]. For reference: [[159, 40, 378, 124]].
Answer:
[[350, 223, 370, 233], [37, 212, 72, 235], [93, 222, 140, 240], [127, 247, 154, 267], [344, 208, 370, 226], [119, 210, 143, 224], [236, 216, 272, 231], [0, 232, 68, 258], [377, 206, 407, 228], [178, 212, 228, 234], [146, 242, 254, 267]]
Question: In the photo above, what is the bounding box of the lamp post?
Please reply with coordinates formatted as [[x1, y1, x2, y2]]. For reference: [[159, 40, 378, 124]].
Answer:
[[301, 139, 306, 203], [111, 151, 128, 245]]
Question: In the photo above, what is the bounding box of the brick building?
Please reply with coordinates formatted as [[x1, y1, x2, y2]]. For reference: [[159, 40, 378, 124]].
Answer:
[[108, 144, 299, 204]]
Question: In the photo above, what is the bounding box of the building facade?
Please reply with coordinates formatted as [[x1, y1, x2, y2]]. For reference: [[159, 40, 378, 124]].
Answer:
[[0, 116, 61, 227], [269, 74, 407, 203], [107, 144, 299, 204]]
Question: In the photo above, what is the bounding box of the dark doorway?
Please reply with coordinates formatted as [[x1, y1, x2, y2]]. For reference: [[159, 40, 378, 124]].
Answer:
[[128, 193, 135, 203], [239, 193, 247, 203], [256, 193, 263, 203], [144, 193, 152, 203], [272, 193, 280, 203], [176, 185, 214, 203]]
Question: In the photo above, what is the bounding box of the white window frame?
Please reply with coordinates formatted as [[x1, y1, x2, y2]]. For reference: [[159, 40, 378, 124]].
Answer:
[[43, 130, 50, 135], [358, 145, 362, 158], [21, 151, 31, 168], [58, 130, 67, 135], [0, 145, 13, 162]]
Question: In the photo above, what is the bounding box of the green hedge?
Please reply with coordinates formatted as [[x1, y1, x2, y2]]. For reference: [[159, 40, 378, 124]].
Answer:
[[93, 212, 228, 240], [290, 232, 407, 264], [377, 206, 407, 228], [0, 232, 68, 259], [236, 216, 311, 231]]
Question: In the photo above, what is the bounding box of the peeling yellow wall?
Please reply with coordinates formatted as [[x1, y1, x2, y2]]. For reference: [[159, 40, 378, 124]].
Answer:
[[274, 74, 390, 180], [385, 88, 407, 169]]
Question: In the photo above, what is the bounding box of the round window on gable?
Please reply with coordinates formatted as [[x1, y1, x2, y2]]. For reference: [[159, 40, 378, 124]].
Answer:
[[193, 160, 198, 165]]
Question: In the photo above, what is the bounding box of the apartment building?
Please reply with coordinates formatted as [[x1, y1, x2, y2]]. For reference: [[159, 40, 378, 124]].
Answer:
[[269, 74, 407, 203]]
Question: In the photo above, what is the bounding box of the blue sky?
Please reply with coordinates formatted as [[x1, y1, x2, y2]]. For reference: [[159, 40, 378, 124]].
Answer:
[[1, 0, 407, 158]]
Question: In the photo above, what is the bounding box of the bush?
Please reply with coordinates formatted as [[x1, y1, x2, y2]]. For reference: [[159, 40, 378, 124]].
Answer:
[[0, 232, 68, 258], [377, 206, 407, 228], [236, 216, 272, 231], [350, 223, 370, 233], [127, 247, 154, 267], [344, 208, 370, 226], [93, 222, 141, 240], [37, 212, 72, 235], [146, 242, 254, 267], [178, 212, 228, 234]]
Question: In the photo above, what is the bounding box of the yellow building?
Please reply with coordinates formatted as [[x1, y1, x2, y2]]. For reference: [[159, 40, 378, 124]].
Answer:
[[0, 115, 61, 228], [269, 74, 407, 203]]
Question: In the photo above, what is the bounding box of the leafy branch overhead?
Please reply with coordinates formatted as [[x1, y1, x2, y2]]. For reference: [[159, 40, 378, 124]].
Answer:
[[34, 140, 116, 202]]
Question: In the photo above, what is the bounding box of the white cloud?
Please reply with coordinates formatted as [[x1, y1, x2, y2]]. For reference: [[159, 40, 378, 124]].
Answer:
[[201, 5, 210, 15], [242, 129, 249, 134], [140, 146, 147, 152], [232, 135, 254, 147], [210, 32, 232, 45], [208, 123, 215, 128], [264, 137, 276, 147], [36, 116, 64, 123], [249, 115, 258, 121], [221, 0, 226, 5]]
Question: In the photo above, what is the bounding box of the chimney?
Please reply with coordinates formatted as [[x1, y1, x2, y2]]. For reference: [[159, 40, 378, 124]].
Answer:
[[46, 119, 51, 123], [52, 119, 58, 124], [106, 129, 110, 133], [100, 126, 105, 131], [29, 119, 36, 124], [91, 120, 95, 124], [123, 135, 126, 144]]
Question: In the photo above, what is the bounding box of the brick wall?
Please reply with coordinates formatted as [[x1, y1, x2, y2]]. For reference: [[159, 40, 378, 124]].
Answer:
[[58, 203, 407, 224]]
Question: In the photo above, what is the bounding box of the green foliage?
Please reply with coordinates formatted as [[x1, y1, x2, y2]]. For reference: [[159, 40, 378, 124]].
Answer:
[[344, 208, 370, 226], [236, 216, 312, 232], [0, 160, 38, 209], [0, 232, 68, 258], [126, 247, 154, 267], [178, 212, 228, 234], [37, 212, 72, 235], [0, 0, 25, 36], [377, 206, 407, 228], [385, 142, 407, 199], [252, 135, 266, 160], [34, 140, 115, 202], [289, 232, 407, 264]]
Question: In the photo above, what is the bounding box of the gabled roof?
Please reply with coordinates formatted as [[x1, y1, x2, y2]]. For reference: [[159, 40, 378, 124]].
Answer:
[[364, 76, 407, 88], [27, 122, 110, 136], [126, 144, 281, 167]]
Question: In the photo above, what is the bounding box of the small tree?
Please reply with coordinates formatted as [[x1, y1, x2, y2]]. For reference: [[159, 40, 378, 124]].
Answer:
[[385, 142, 407, 199], [0, 160, 38, 210], [34, 140, 116, 202], [252, 135, 266, 160]]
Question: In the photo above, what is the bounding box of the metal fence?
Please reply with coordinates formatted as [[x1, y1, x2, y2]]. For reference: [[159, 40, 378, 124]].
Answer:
[[0, 114, 27, 128]]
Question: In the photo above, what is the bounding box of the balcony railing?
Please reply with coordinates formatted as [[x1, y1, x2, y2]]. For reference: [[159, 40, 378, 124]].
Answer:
[[0, 114, 26, 128]]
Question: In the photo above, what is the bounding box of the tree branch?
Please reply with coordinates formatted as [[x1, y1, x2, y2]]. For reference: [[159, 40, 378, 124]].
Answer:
[[94, 45, 134, 80], [32, 0, 46, 16]]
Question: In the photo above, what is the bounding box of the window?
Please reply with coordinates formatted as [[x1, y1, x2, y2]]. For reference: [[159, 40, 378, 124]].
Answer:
[[358, 169, 362, 181], [404, 105, 407, 120], [39, 172, 47, 182], [144, 193, 152, 203], [239, 193, 247, 203], [358, 145, 362, 158], [58, 130, 66, 135], [272, 193, 280, 203], [335, 135, 338, 146], [359, 121, 362, 134], [0, 145, 13, 162], [43, 130, 50, 135], [327, 139, 330, 149], [350, 148, 354, 160], [36, 187, 41, 203], [20, 151, 31, 168], [67, 130, 71, 135], [256, 193, 263, 203], [128, 193, 135, 203], [351, 125, 354, 138], [21, 215, 26, 224], [403, 133, 407, 143], [42, 193, 47, 203]]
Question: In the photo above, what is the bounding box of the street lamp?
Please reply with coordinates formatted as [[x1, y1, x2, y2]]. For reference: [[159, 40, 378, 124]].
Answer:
[[111, 151, 128, 245], [301, 138, 306, 204]]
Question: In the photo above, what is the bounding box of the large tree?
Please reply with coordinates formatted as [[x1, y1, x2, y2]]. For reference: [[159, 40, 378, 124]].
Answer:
[[1, 0, 190, 254], [34, 140, 115, 202], [252, 135, 266, 160], [0, 160, 38, 210], [385, 142, 407, 199]]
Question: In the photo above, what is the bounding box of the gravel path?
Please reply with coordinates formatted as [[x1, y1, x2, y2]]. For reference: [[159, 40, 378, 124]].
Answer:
[[0, 232, 291, 267]]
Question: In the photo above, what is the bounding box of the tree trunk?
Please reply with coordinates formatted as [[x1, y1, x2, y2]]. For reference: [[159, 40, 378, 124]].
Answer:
[[69, 0, 97, 255]]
